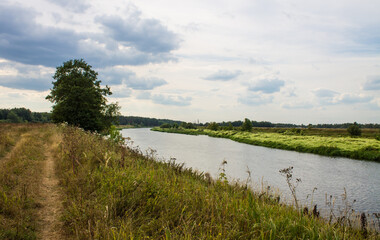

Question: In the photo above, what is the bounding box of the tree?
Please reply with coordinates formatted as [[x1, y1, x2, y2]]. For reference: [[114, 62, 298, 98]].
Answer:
[[347, 122, 361, 137], [207, 122, 219, 131], [241, 118, 253, 132], [46, 59, 119, 132], [7, 111, 22, 123]]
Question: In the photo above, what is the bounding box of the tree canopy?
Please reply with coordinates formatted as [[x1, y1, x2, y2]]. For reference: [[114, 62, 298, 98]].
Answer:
[[347, 122, 362, 137], [241, 118, 253, 132], [46, 59, 119, 132]]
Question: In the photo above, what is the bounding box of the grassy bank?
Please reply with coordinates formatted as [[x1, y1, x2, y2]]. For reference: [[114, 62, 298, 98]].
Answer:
[[55, 125, 375, 239], [1, 123, 377, 239], [152, 128, 380, 162]]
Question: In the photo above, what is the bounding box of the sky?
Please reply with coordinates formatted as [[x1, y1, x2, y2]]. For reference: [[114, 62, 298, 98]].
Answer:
[[0, 0, 379, 124]]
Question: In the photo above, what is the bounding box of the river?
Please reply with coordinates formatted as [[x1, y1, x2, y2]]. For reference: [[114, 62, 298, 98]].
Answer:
[[122, 128, 379, 223]]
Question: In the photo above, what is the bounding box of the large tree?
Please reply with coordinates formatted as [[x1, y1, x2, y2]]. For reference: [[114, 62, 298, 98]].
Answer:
[[46, 59, 119, 132]]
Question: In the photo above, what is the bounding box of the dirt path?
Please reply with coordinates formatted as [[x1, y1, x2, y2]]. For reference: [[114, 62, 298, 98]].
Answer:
[[38, 145, 66, 240]]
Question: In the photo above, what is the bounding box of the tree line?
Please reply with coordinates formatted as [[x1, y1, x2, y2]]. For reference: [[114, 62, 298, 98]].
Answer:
[[201, 120, 379, 129], [0, 108, 51, 123], [118, 116, 183, 127], [0, 107, 183, 127], [2, 107, 378, 131]]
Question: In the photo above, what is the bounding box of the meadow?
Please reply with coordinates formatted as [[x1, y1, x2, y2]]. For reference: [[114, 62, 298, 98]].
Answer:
[[152, 128, 380, 162], [0, 123, 378, 239]]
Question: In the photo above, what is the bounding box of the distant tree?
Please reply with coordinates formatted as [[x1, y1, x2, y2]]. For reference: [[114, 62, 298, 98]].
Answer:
[[347, 122, 361, 137], [160, 123, 171, 128], [46, 59, 119, 132], [7, 111, 22, 123], [207, 122, 219, 131], [11, 108, 32, 122], [241, 118, 253, 132], [180, 122, 196, 129], [224, 122, 233, 130]]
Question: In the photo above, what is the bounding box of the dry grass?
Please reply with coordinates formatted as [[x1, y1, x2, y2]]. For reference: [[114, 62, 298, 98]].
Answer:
[[0, 123, 55, 239]]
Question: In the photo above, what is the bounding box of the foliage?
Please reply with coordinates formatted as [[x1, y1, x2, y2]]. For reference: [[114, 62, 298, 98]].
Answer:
[[207, 122, 219, 131], [0, 108, 50, 123], [160, 123, 171, 128], [46, 59, 119, 133], [180, 122, 196, 129], [118, 115, 183, 127], [283, 128, 304, 135], [108, 125, 125, 145], [223, 123, 234, 130], [241, 118, 253, 132], [348, 122, 362, 137]]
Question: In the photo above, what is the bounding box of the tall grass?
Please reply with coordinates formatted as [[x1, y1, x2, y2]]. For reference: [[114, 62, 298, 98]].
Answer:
[[152, 128, 380, 162], [55, 125, 376, 239]]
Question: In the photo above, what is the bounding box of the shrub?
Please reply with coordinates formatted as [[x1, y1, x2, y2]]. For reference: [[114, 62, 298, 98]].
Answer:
[[347, 122, 361, 137], [160, 123, 171, 128], [207, 122, 219, 131], [241, 118, 252, 132]]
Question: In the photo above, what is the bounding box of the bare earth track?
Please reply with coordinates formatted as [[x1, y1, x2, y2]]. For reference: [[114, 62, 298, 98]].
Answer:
[[37, 144, 66, 240]]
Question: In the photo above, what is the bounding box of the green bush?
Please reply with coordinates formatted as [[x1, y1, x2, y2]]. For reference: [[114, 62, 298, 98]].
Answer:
[[207, 122, 219, 131], [160, 123, 171, 128], [347, 122, 361, 137]]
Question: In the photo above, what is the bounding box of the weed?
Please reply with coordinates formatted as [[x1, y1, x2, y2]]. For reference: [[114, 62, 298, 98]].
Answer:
[[279, 166, 301, 209]]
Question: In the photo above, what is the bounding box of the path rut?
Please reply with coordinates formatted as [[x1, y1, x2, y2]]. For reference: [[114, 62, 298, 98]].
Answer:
[[38, 145, 66, 240]]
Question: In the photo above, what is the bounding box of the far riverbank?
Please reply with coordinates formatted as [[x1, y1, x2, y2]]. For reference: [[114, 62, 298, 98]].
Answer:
[[152, 127, 380, 162]]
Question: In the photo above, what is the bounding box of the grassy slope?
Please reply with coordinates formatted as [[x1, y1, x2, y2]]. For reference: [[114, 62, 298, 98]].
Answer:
[[152, 128, 380, 162], [55, 125, 374, 239]]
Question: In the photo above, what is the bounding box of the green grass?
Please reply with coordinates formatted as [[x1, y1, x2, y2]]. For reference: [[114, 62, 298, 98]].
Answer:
[[152, 128, 380, 162], [55, 125, 376, 239]]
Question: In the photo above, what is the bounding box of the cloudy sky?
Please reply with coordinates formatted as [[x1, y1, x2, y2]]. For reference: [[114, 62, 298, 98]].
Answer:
[[1, 0, 379, 124]]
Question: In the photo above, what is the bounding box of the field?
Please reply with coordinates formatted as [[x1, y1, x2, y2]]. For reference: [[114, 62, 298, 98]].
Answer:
[[0, 123, 378, 239], [152, 128, 380, 162]]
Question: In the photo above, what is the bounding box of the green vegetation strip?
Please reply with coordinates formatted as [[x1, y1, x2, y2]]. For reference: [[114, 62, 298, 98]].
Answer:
[[55, 125, 374, 239], [152, 128, 380, 162]]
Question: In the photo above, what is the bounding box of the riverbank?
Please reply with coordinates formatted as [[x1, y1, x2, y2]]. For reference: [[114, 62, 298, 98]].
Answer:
[[152, 127, 380, 162], [0, 123, 377, 239]]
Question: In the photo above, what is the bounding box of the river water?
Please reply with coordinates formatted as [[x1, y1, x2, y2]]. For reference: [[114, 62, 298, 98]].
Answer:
[[122, 128, 379, 219]]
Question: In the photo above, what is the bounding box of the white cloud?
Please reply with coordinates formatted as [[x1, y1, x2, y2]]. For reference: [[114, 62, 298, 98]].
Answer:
[[238, 94, 273, 106], [282, 102, 314, 109], [363, 76, 380, 90], [152, 94, 192, 106], [203, 70, 241, 81], [313, 89, 339, 98], [248, 79, 285, 94], [333, 93, 373, 105]]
